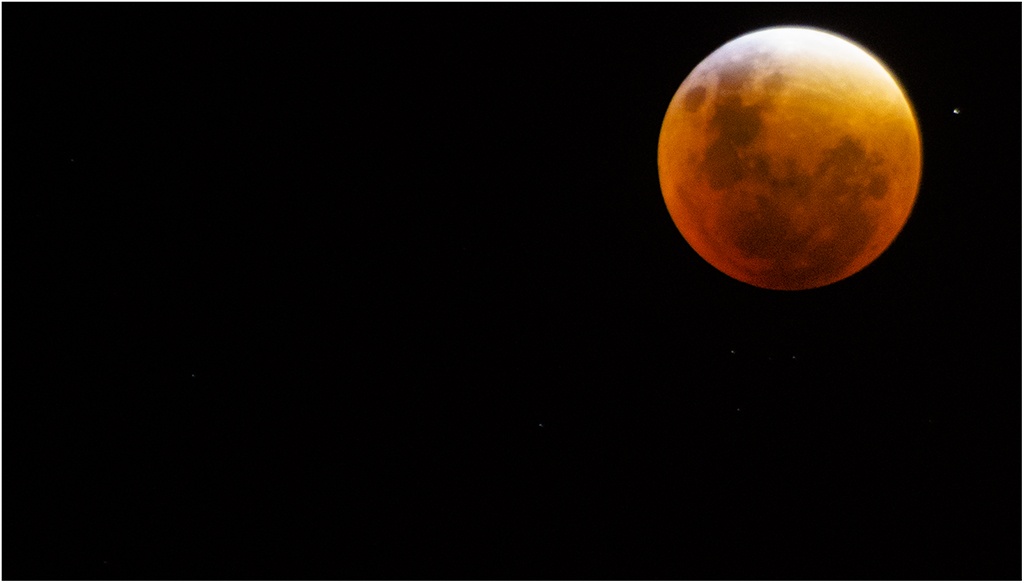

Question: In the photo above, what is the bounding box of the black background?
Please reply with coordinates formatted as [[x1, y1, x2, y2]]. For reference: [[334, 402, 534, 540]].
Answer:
[[6, 3, 1021, 580]]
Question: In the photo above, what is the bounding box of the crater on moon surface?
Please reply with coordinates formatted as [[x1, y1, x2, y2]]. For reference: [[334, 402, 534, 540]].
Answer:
[[683, 85, 707, 112]]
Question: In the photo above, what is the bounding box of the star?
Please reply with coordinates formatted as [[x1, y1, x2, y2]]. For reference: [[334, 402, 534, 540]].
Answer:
[[953, 108, 960, 114]]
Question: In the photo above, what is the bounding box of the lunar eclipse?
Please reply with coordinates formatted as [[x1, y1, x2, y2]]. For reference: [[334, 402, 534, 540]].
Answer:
[[658, 27, 922, 290]]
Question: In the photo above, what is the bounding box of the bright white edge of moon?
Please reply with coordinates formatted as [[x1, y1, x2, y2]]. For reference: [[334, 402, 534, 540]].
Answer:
[[716, 26, 911, 100]]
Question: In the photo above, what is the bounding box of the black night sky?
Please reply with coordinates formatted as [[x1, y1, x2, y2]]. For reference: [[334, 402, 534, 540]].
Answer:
[[7, 3, 1021, 580]]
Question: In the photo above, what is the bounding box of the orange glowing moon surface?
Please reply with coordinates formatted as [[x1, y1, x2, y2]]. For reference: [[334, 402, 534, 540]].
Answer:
[[658, 27, 922, 290]]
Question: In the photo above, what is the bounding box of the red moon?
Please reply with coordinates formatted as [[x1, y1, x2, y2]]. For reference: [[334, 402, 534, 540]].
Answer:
[[658, 27, 922, 290]]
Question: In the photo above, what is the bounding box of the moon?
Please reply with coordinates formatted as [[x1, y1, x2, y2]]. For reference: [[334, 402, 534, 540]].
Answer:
[[658, 27, 922, 290]]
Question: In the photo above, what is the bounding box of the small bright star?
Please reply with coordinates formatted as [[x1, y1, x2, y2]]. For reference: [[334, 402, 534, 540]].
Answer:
[[538, 423, 544, 428], [953, 108, 960, 114]]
